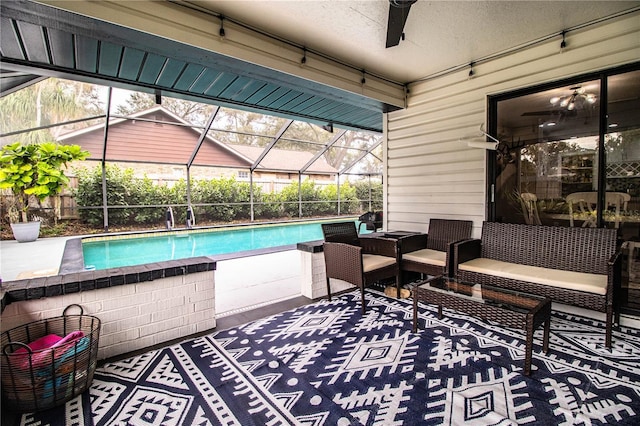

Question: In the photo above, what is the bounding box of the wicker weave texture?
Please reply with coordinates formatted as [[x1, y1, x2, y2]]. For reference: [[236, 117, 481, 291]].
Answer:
[[426, 219, 474, 252], [480, 222, 617, 274], [321, 222, 360, 245], [1, 306, 100, 413], [402, 219, 473, 277], [323, 242, 365, 287], [321, 222, 399, 313], [456, 222, 620, 347]]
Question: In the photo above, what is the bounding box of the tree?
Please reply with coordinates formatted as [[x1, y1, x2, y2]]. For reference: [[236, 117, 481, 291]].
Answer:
[[115, 92, 217, 126], [0, 78, 102, 144], [0, 141, 89, 224]]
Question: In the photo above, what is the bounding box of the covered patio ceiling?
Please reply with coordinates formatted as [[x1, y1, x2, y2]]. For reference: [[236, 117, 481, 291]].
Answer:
[[1, 1, 639, 135]]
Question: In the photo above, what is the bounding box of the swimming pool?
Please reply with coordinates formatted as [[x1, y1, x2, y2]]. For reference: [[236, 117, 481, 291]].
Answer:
[[82, 219, 363, 270]]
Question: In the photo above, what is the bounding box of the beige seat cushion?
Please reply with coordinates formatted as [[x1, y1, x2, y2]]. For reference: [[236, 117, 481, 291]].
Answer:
[[458, 258, 606, 295], [363, 254, 396, 272], [402, 249, 446, 267]]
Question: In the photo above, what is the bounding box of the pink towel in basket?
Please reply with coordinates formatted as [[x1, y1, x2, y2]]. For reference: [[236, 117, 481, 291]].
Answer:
[[12, 330, 86, 369]]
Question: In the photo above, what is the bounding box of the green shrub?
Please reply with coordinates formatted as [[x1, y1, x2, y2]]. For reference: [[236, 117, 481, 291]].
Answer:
[[280, 179, 321, 217], [320, 182, 359, 215], [74, 164, 133, 225], [354, 180, 383, 211], [73, 164, 381, 227]]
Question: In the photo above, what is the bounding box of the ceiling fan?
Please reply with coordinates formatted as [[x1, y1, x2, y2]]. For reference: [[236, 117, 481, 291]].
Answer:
[[386, 0, 417, 48], [520, 86, 596, 119]]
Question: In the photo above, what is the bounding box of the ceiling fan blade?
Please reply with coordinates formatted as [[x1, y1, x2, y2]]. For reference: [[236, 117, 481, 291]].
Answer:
[[521, 109, 577, 117], [521, 111, 557, 116], [386, 0, 417, 48]]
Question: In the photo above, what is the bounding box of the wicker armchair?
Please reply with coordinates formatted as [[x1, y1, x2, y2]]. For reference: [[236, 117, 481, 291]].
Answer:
[[401, 218, 473, 278], [322, 222, 399, 313]]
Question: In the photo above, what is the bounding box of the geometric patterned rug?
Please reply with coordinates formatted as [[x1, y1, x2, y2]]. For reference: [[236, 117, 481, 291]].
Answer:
[[13, 289, 640, 425]]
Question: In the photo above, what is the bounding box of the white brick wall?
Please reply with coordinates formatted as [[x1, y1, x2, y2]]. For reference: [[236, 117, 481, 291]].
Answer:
[[1, 271, 215, 360], [300, 250, 355, 299]]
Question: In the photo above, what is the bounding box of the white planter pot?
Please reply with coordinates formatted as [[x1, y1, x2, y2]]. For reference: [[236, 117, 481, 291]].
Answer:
[[10, 221, 41, 243]]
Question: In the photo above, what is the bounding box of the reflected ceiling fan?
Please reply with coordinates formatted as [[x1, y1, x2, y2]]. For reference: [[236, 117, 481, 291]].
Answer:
[[386, 0, 417, 48], [521, 86, 596, 119]]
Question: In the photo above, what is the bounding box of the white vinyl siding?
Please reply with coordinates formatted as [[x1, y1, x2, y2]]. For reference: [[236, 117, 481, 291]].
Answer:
[[385, 13, 640, 238]]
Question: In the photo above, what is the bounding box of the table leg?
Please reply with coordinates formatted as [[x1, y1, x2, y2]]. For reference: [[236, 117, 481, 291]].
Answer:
[[412, 293, 418, 333], [543, 317, 550, 354], [524, 318, 533, 376]]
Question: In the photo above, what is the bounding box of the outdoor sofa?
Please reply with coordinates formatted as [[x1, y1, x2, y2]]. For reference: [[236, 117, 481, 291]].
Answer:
[[452, 221, 621, 347]]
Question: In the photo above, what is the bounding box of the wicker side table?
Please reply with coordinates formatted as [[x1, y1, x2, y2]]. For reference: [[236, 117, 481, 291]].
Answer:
[[412, 276, 551, 376]]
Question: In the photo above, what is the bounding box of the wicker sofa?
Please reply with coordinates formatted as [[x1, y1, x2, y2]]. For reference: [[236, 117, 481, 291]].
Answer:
[[452, 222, 621, 347]]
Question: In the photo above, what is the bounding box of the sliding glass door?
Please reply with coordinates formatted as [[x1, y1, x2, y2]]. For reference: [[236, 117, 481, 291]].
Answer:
[[489, 64, 640, 315]]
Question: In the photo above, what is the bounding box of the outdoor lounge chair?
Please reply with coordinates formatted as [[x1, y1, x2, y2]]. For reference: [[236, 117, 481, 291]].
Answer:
[[358, 211, 383, 233], [322, 222, 399, 314], [401, 218, 473, 278]]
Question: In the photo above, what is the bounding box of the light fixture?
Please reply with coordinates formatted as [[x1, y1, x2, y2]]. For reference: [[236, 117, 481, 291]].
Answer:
[[219, 16, 225, 38], [468, 62, 475, 78], [560, 30, 567, 49], [538, 121, 557, 128], [301, 48, 307, 65], [550, 86, 596, 111], [361, 70, 366, 85]]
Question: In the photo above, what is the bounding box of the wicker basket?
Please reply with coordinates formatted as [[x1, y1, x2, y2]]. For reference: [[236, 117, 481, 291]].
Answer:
[[1, 304, 101, 412]]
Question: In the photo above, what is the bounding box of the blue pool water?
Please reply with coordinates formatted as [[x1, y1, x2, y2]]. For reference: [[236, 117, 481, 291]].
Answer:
[[82, 220, 362, 270]]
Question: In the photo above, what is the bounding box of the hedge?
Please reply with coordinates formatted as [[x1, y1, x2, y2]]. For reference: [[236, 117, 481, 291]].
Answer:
[[73, 164, 381, 226]]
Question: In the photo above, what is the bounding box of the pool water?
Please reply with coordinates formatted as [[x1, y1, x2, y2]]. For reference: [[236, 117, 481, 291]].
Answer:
[[82, 220, 363, 270]]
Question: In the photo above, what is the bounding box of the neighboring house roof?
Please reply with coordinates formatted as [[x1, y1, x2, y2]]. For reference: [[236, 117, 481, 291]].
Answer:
[[229, 144, 336, 174], [58, 106, 337, 174], [59, 106, 251, 167]]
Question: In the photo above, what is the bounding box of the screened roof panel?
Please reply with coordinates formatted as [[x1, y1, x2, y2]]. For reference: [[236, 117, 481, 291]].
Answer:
[[2, 78, 382, 176], [281, 121, 336, 145], [251, 140, 336, 174]]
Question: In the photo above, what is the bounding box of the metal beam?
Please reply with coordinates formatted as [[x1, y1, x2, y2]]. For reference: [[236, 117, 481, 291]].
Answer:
[[299, 129, 347, 174], [101, 87, 113, 232], [340, 140, 382, 174], [187, 107, 220, 168], [251, 119, 293, 172]]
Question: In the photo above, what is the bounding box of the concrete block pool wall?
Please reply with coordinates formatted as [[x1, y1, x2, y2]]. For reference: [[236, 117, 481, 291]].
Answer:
[[1, 258, 216, 361], [0, 237, 355, 362]]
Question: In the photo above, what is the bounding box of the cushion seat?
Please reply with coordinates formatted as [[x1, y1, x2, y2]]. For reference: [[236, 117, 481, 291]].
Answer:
[[363, 254, 396, 272], [402, 248, 446, 267], [458, 258, 607, 295]]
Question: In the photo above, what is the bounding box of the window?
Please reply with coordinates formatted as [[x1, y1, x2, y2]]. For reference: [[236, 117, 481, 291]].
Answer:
[[490, 64, 640, 314], [237, 170, 249, 179]]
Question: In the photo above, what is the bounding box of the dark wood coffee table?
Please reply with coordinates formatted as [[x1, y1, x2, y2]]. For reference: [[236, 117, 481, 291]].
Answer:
[[412, 275, 551, 375]]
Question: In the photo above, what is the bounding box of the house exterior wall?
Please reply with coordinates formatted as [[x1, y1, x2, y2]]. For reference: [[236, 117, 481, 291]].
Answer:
[[385, 14, 640, 238], [62, 112, 249, 167]]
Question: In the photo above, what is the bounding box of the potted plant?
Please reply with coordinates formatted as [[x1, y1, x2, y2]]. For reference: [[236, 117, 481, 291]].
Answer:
[[0, 141, 89, 242]]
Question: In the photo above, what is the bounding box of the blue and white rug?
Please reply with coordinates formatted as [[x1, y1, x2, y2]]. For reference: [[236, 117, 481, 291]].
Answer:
[[15, 290, 640, 425]]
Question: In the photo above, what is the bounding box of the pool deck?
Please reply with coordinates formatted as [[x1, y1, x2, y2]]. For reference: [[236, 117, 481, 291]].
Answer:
[[4, 235, 640, 330], [0, 236, 303, 317]]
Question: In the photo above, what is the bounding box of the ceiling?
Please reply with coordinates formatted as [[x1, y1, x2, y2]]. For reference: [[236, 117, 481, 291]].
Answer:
[[184, 0, 640, 83], [1, 0, 639, 134]]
